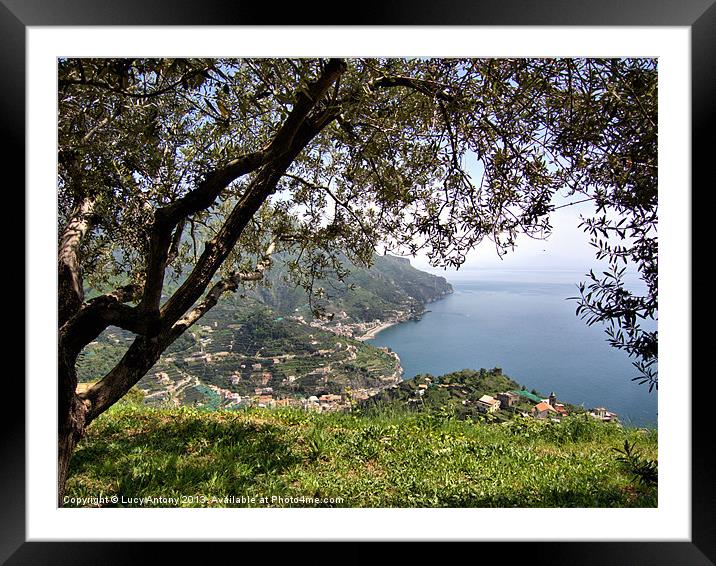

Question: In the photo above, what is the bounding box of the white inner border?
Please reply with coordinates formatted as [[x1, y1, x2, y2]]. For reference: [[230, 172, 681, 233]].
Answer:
[[27, 27, 691, 541]]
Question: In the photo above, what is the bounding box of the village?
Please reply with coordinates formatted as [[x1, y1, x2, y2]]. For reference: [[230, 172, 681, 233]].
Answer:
[[134, 316, 402, 414], [379, 369, 620, 424], [191, 371, 619, 423], [294, 309, 410, 341], [143, 371, 381, 413], [123, 315, 619, 424], [140, 341, 618, 422], [472, 390, 618, 423]]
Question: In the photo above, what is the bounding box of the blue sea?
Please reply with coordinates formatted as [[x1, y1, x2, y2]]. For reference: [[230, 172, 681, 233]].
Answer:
[[368, 270, 658, 428]]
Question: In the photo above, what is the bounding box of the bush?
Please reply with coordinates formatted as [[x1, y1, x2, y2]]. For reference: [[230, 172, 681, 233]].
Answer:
[[612, 440, 658, 487]]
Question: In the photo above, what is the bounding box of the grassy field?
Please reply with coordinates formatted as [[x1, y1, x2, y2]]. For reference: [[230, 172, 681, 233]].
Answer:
[[65, 400, 658, 508]]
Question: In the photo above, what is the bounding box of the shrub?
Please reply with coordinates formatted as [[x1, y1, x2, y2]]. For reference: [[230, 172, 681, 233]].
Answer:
[[612, 440, 658, 487]]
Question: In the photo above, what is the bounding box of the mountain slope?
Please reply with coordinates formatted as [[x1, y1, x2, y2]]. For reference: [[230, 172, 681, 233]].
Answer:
[[77, 254, 450, 409], [252, 253, 453, 322]]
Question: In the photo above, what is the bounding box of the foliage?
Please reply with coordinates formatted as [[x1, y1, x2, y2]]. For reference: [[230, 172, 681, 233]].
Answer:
[[360, 368, 530, 420], [562, 61, 658, 388], [612, 439, 658, 487]]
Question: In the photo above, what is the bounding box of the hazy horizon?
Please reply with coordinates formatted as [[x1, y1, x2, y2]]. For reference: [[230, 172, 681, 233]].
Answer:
[[406, 195, 610, 274]]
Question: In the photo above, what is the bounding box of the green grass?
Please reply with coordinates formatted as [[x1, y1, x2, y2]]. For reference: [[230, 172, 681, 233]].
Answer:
[[65, 401, 657, 508]]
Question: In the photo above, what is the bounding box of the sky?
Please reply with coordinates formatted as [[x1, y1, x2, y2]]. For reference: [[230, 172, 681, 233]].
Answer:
[[404, 151, 605, 282], [411, 199, 597, 277], [407, 195, 652, 295]]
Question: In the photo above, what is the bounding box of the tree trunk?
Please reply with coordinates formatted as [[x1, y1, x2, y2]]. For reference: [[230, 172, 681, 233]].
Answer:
[[58, 394, 88, 506], [57, 352, 88, 506], [58, 197, 95, 327], [82, 335, 166, 424]]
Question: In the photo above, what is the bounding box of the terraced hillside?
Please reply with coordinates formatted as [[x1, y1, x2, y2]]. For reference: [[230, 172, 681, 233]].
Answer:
[[77, 254, 450, 409], [77, 299, 401, 408]]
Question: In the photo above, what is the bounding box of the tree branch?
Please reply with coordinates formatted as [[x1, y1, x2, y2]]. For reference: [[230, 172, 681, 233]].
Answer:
[[76, 61, 347, 423], [138, 149, 268, 316], [138, 59, 347, 317], [166, 217, 186, 265], [157, 145, 297, 326], [366, 75, 455, 101], [170, 240, 276, 337], [80, 334, 166, 423], [58, 65, 213, 100], [267, 59, 346, 155], [89, 283, 143, 305], [58, 196, 96, 327], [156, 63, 346, 327], [59, 285, 155, 359], [81, 240, 276, 423]]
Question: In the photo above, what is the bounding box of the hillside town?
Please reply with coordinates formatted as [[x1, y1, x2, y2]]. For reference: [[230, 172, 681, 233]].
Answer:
[[136, 337, 619, 421], [294, 309, 412, 341], [366, 368, 620, 424], [465, 388, 618, 423], [84, 284, 618, 424]]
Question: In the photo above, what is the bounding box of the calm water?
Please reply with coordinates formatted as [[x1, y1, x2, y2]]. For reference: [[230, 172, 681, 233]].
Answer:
[[368, 272, 658, 428]]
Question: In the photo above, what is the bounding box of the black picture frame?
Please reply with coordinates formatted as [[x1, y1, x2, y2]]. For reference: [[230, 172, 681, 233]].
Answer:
[[6, 1, 709, 563]]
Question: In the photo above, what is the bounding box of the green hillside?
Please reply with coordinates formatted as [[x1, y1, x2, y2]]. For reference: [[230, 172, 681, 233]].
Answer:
[[252, 253, 453, 322], [77, 299, 401, 408], [77, 254, 450, 409], [362, 368, 586, 422], [64, 398, 658, 508]]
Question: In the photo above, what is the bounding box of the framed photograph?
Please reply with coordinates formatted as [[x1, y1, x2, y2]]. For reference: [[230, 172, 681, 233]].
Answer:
[[9, 0, 709, 563]]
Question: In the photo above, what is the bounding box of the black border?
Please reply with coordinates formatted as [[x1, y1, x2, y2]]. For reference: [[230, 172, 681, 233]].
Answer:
[[7, 1, 710, 563]]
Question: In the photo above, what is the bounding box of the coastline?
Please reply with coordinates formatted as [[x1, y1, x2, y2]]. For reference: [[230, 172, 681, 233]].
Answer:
[[356, 291, 454, 342], [356, 321, 400, 341]]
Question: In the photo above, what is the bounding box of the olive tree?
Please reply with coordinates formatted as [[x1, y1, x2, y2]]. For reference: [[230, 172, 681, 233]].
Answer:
[[58, 57, 657, 503]]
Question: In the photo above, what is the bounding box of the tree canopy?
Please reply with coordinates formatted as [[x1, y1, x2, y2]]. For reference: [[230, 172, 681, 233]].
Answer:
[[57, 57, 657, 500]]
